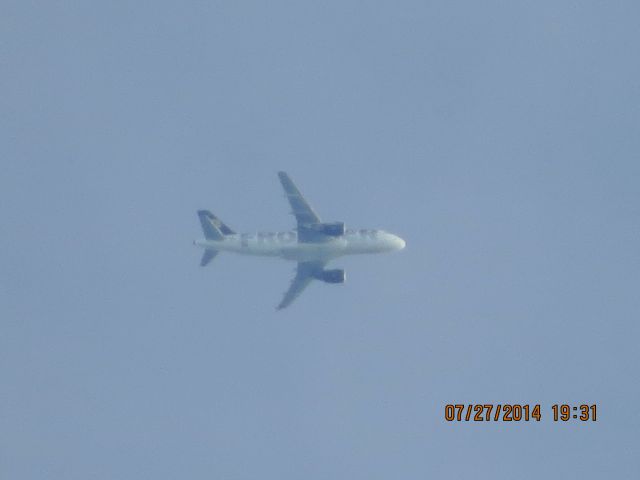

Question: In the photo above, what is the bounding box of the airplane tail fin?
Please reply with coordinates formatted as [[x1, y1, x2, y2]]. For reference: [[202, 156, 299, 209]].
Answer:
[[198, 210, 236, 236], [197, 210, 231, 240], [197, 210, 234, 267]]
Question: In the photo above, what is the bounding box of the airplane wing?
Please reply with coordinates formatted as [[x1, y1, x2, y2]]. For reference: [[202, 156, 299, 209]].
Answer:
[[277, 260, 325, 310], [278, 171, 321, 233]]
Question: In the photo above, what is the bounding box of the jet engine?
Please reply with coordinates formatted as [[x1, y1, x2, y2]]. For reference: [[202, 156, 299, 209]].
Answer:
[[308, 221, 345, 236], [315, 269, 346, 284]]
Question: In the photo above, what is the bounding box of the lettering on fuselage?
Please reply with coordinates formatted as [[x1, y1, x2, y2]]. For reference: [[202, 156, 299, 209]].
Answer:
[[257, 232, 277, 243], [240, 231, 297, 246], [277, 231, 296, 243], [358, 229, 378, 239], [241, 233, 252, 247], [234, 229, 382, 248]]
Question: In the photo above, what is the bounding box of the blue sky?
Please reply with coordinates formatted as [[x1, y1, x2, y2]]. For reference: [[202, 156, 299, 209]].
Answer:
[[2, 1, 639, 478]]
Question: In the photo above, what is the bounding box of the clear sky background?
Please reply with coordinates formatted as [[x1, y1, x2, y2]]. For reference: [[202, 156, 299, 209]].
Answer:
[[2, 1, 639, 478]]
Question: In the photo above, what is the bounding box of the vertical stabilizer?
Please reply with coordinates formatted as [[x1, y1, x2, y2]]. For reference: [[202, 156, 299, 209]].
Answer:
[[197, 210, 224, 240]]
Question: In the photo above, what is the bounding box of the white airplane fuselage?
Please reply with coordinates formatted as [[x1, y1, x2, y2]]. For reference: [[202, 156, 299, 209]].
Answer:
[[194, 229, 405, 262]]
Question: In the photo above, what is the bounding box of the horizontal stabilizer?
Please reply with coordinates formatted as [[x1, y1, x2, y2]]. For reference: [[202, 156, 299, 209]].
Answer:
[[200, 249, 218, 267]]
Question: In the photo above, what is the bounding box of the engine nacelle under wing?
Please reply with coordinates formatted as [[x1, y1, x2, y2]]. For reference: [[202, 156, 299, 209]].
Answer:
[[314, 269, 346, 284]]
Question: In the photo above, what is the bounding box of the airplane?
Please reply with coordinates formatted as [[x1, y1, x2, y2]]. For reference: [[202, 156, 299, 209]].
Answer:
[[193, 171, 406, 310]]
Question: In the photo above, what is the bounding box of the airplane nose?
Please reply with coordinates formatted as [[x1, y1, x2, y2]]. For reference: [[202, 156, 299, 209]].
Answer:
[[388, 234, 405, 251]]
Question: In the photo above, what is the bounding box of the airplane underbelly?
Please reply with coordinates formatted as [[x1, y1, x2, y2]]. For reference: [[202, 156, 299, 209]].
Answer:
[[280, 242, 343, 262]]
